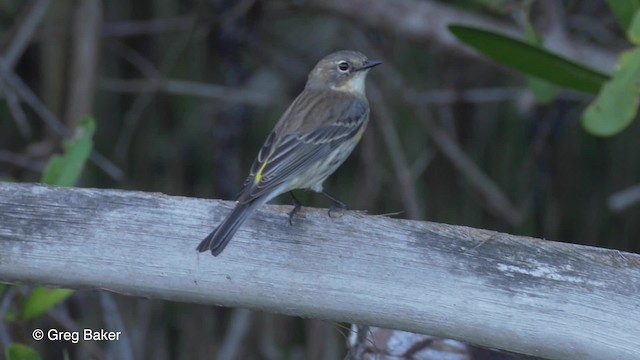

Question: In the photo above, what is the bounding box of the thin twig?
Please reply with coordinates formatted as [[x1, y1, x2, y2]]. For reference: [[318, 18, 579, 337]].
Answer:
[[356, 30, 521, 225], [3, 0, 52, 68], [417, 106, 522, 226], [307, 0, 616, 73], [216, 309, 253, 360], [369, 83, 423, 220], [100, 78, 271, 105], [0, 150, 45, 172], [90, 152, 125, 181], [0, 0, 52, 137], [0, 287, 15, 347], [107, 42, 162, 78], [0, 63, 70, 137], [407, 87, 527, 104], [346, 324, 370, 360], [100, 292, 134, 360], [0, 63, 124, 181], [65, 0, 102, 129], [410, 148, 435, 179], [112, 31, 194, 161], [2, 78, 31, 137], [608, 184, 640, 213], [48, 303, 104, 358], [101, 16, 195, 37]]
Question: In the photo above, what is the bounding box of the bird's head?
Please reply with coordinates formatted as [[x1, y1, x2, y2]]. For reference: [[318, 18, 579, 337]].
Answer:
[[305, 50, 382, 95]]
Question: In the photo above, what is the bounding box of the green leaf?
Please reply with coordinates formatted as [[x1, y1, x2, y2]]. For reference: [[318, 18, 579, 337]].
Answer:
[[607, 0, 640, 31], [527, 76, 560, 104], [582, 48, 640, 136], [449, 25, 610, 94], [521, 5, 542, 45], [5, 344, 41, 360], [628, 9, 640, 44], [40, 116, 96, 186], [23, 287, 74, 320], [3, 307, 17, 321]]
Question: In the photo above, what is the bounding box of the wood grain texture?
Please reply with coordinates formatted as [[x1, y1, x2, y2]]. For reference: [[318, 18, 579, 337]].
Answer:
[[0, 182, 639, 359]]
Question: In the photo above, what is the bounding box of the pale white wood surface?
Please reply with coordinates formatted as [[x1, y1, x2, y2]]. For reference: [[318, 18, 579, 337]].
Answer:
[[0, 182, 639, 359]]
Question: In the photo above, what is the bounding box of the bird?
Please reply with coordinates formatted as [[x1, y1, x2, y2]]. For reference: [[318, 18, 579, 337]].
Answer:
[[197, 50, 381, 256]]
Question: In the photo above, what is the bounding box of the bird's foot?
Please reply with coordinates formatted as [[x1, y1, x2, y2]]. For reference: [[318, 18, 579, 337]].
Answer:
[[321, 191, 348, 218], [288, 191, 302, 225]]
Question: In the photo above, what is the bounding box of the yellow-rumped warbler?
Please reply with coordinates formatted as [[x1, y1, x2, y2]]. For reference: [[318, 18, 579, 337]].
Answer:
[[197, 50, 381, 256]]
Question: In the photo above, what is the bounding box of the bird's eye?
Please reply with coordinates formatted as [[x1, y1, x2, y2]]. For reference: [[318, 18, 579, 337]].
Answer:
[[337, 61, 350, 72]]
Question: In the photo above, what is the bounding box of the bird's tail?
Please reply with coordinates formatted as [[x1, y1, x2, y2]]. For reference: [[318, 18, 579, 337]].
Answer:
[[197, 200, 262, 256]]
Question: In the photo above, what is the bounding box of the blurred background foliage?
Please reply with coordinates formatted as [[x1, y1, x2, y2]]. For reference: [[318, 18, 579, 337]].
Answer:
[[1, 0, 639, 359]]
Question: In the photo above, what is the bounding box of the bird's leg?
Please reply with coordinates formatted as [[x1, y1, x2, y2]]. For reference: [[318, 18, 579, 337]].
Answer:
[[288, 191, 302, 225], [320, 191, 348, 217]]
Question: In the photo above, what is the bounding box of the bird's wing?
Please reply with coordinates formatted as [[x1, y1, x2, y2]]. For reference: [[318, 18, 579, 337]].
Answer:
[[236, 96, 368, 203]]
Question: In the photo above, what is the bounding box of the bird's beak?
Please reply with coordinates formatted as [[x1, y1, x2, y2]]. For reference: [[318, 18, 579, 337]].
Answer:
[[357, 59, 383, 71]]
